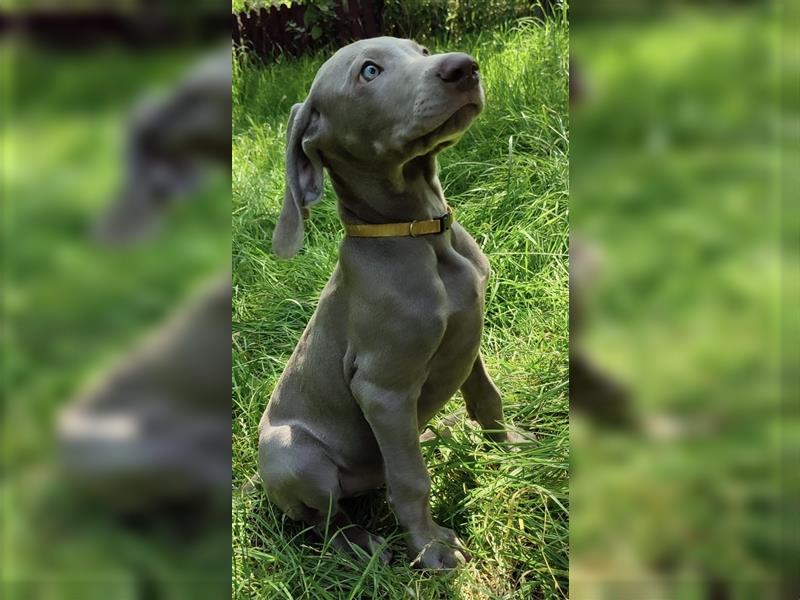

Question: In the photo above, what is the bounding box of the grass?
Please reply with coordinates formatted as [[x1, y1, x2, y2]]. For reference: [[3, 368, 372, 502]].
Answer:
[[232, 17, 569, 600], [569, 7, 791, 596]]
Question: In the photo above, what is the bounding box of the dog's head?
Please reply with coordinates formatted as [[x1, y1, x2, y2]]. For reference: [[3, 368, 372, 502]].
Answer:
[[273, 37, 485, 258]]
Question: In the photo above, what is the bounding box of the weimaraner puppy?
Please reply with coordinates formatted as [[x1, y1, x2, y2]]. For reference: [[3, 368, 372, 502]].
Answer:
[[260, 36, 523, 570]]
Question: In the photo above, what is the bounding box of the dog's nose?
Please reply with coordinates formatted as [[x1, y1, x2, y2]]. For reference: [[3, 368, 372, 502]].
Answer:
[[436, 53, 479, 89]]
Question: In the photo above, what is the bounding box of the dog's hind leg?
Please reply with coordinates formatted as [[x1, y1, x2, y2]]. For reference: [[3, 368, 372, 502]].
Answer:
[[460, 354, 527, 444], [260, 424, 342, 518], [259, 424, 390, 562]]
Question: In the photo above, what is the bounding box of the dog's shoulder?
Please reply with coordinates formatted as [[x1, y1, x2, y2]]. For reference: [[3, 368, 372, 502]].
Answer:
[[450, 223, 491, 279]]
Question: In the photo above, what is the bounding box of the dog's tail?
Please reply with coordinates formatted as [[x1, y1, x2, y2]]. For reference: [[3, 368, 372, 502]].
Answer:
[[239, 472, 262, 496]]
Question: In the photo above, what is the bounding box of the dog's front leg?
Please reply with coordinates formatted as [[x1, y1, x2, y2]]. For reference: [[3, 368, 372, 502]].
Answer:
[[351, 376, 469, 570], [461, 353, 526, 444]]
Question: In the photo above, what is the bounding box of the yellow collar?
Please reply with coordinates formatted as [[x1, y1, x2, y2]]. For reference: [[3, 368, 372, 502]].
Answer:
[[344, 206, 454, 238]]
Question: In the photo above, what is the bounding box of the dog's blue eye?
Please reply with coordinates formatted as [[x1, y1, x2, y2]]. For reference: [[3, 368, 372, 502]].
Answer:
[[360, 63, 381, 81]]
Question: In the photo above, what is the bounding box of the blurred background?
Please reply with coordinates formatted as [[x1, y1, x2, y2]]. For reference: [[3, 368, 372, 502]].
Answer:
[[569, 0, 795, 598], [1, 5, 231, 599]]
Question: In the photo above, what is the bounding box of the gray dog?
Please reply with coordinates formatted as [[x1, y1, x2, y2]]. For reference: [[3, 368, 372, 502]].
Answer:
[[259, 37, 523, 570], [58, 48, 232, 512]]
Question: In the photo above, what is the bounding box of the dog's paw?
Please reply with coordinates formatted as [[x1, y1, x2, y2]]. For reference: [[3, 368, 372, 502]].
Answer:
[[488, 429, 535, 450], [477, 429, 534, 455], [409, 525, 470, 570], [504, 430, 533, 444], [365, 533, 394, 566]]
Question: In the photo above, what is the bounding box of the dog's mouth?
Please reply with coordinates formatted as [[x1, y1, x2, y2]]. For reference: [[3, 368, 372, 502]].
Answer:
[[413, 101, 482, 153]]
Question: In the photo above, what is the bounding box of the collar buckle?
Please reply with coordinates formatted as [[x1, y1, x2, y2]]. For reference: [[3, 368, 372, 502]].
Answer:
[[436, 209, 453, 234]]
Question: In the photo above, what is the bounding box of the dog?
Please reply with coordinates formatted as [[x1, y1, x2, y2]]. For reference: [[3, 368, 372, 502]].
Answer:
[[57, 48, 232, 513], [258, 37, 524, 570], [93, 47, 232, 243], [57, 273, 232, 512]]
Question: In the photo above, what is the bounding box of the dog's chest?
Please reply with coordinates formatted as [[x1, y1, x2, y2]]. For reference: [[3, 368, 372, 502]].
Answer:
[[438, 251, 485, 317], [413, 251, 486, 425], [433, 248, 486, 355]]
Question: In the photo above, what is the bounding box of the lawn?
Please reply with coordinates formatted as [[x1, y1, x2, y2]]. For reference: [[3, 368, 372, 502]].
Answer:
[[231, 17, 569, 600]]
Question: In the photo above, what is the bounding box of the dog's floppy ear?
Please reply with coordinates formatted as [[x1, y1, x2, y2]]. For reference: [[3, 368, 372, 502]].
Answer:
[[272, 101, 325, 258]]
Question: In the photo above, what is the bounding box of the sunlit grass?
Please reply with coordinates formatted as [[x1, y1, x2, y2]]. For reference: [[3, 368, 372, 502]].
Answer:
[[232, 18, 569, 600]]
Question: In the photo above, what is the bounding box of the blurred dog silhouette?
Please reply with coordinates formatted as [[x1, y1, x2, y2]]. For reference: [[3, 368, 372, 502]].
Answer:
[[57, 47, 232, 518], [569, 59, 635, 428], [93, 48, 231, 243], [569, 235, 634, 427]]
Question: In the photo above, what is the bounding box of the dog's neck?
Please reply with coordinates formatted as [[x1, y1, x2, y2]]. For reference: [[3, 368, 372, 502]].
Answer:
[[324, 153, 448, 225]]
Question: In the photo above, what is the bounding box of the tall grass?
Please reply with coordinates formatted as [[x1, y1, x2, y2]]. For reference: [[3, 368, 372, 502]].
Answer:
[[232, 18, 568, 600]]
